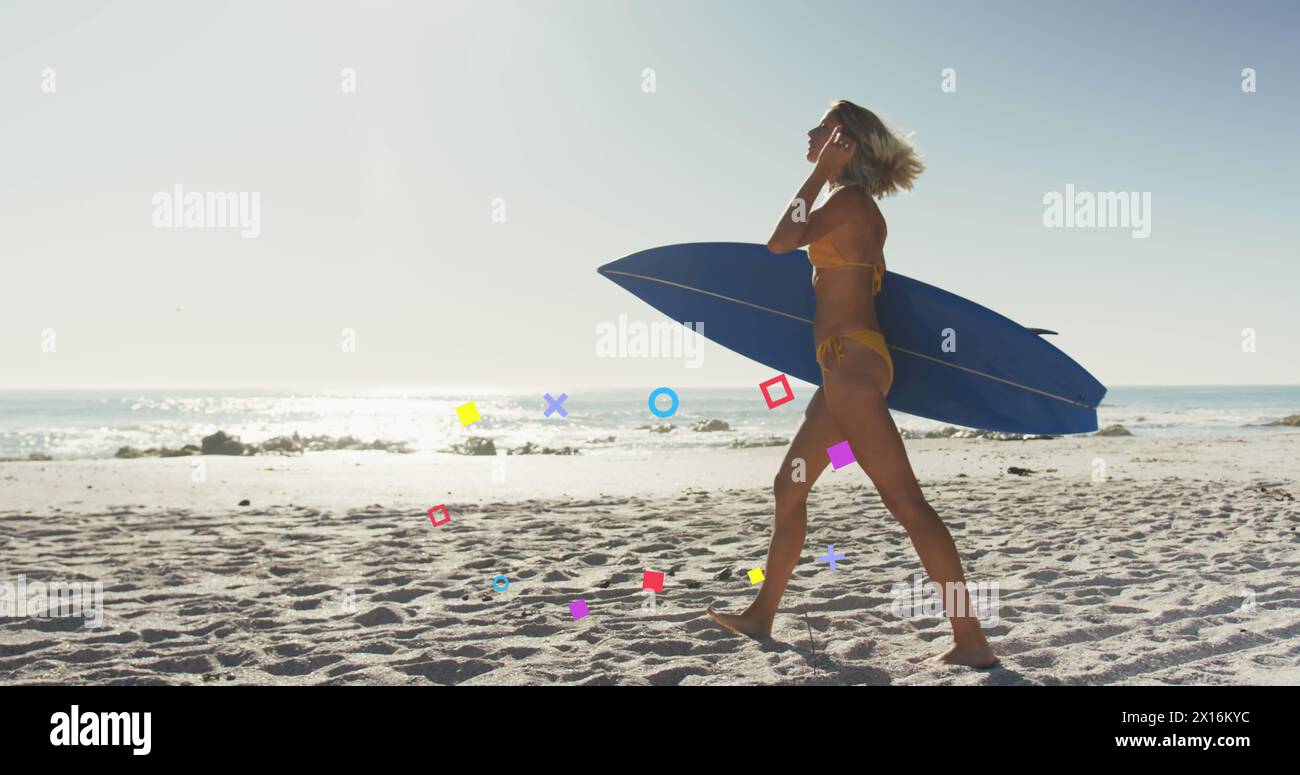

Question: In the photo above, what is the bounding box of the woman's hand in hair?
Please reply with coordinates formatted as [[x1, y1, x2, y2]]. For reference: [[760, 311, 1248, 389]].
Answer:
[[814, 126, 857, 176]]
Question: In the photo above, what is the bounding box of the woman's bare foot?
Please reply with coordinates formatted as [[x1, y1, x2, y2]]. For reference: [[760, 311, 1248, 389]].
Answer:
[[928, 643, 999, 669], [707, 606, 773, 640]]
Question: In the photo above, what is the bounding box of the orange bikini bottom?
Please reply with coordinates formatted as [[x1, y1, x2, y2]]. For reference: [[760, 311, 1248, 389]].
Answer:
[[816, 328, 894, 385]]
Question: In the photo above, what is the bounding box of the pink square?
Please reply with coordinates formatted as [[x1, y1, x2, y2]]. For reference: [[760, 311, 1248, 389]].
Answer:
[[826, 440, 855, 470], [569, 599, 589, 620], [642, 570, 664, 593], [427, 504, 451, 526], [758, 374, 795, 409]]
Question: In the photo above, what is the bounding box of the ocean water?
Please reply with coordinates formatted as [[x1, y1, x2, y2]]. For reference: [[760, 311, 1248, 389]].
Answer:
[[0, 386, 1297, 460]]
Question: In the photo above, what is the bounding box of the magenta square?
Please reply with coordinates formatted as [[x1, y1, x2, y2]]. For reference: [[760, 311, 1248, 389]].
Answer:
[[569, 599, 589, 620], [758, 374, 795, 409], [827, 440, 855, 470]]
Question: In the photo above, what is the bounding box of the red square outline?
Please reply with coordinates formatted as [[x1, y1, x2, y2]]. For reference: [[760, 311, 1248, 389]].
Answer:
[[759, 374, 795, 409], [427, 504, 451, 527]]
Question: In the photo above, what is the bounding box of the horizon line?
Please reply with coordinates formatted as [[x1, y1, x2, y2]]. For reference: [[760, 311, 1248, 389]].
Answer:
[[2, 383, 1300, 393]]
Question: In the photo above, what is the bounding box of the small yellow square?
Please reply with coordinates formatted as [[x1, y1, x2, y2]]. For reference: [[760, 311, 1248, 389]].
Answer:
[[748, 567, 765, 584], [456, 401, 481, 426]]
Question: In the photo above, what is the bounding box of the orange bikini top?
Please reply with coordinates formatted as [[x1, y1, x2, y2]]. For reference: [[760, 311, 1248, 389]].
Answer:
[[808, 233, 884, 294]]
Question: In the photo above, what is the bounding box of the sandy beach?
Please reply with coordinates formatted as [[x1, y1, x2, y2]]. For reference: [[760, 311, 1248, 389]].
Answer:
[[3, 432, 1298, 685]]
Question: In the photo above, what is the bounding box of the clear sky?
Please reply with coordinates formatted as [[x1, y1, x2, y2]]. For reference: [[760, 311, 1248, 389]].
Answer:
[[1, 0, 1296, 391]]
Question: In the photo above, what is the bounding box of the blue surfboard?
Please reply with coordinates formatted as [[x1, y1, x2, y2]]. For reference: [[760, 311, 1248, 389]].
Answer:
[[598, 242, 1106, 435]]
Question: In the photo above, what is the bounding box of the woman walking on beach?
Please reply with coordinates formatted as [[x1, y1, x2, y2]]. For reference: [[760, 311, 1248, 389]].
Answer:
[[707, 100, 997, 668]]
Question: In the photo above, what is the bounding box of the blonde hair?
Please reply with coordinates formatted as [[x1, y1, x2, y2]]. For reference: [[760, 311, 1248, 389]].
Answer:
[[825, 100, 924, 198]]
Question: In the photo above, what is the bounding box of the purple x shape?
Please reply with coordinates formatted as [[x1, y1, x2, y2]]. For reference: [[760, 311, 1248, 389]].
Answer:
[[543, 392, 568, 418]]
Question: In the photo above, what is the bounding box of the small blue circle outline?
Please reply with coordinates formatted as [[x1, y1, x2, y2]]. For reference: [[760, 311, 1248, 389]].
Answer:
[[491, 575, 510, 592], [648, 387, 679, 418]]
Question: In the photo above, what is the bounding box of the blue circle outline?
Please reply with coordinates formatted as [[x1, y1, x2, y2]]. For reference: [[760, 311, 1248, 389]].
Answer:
[[491, 575, 510, 592], [648, 387, 679, 418]]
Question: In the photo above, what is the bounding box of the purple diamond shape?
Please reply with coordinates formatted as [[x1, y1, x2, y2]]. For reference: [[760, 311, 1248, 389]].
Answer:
[[569, 599, 589, 620], [827, 440, 855, 470]]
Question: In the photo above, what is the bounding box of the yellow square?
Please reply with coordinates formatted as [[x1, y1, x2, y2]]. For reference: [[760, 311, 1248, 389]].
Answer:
[[456, 401, 481, 426], [748, 567, 765, 584]]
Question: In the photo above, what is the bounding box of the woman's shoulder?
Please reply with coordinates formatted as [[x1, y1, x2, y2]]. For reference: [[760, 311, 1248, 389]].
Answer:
[[826, 185, 884, 232]]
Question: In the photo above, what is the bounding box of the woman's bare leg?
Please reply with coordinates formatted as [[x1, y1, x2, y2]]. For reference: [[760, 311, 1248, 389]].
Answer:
[[708, 386, 838, 638], [822, 342, 997, 667]]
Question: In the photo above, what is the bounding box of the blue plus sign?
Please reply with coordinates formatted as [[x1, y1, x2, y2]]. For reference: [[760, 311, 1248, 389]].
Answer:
[[816, 544, 845, 572]]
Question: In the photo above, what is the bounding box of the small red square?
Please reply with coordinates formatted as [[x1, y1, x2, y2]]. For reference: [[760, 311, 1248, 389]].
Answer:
[[642, 570, 664, 593], [759, 374, 795, 409], [427, 504, 451, 527]]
